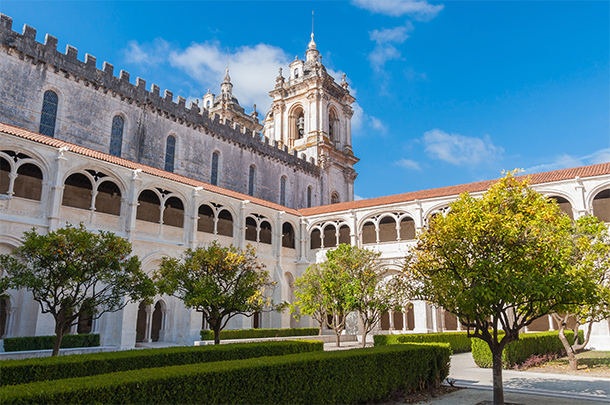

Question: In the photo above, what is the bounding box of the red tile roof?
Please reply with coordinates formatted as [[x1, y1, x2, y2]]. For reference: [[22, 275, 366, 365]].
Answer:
[[299, 164, 610, 216], [0, 121, 301, 215], [3, 121, 608, 219]]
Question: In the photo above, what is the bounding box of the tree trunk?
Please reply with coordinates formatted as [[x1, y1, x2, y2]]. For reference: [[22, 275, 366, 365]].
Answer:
[[335, 330, 341, 347], [361, 330, 368, 348], [557, 324, 578, 371], [491, 346, 504, 405], [213, 323, 222, 345], [52, 323, 65, 357]]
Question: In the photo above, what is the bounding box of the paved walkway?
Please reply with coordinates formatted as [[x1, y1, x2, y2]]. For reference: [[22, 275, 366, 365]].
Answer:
[[442, 352, 610, 404]]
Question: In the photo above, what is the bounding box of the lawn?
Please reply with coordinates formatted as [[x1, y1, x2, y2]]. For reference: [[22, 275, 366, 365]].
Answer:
[[522, 351, 610, 377]]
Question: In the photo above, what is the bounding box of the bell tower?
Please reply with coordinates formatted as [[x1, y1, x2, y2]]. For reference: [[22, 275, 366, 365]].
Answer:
[[263, 33, 359, 205]]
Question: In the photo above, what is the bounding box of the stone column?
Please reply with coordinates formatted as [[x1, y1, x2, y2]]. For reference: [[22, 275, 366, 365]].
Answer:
[[189, 187, 202, 248], [389, 310, 395, 331], [237, 200, 249, 249], [4, 307, 16, 338], [402, 311, 407, 332], [414, 200, 424, 234], [47, 147, 69, 231], [412, 300, 429, 333], [125, 169, 142, 243], [548, 314, 555, 331], [349, 210, 357, 247], [144, 305, 153, 343], [298, 217, 308, 262]]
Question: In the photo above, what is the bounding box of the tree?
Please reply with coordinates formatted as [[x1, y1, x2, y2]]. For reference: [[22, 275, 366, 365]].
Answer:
[[553, 214, 610, 370], [155, 241, 282, 345], [403, 171, 594, 405], [290, 264, 327, 335], [0, 224, 155, 356]]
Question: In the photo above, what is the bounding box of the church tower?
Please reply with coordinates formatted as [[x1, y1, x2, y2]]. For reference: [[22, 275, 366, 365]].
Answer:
[[263, 33, 359, 205]]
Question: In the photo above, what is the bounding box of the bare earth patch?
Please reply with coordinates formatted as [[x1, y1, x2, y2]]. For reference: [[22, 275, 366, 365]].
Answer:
[[519, 350, 610, 378], [378, 385, 463, 404]]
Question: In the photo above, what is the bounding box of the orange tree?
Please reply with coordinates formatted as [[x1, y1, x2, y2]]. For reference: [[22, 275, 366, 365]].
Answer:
[[155, 241, 282, 345], [0, 224, 154, 356], [403, 171, 596, 405]]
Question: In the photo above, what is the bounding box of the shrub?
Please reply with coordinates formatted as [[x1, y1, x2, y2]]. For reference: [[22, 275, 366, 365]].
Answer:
[[0, 343, 451, 404], [0, 340, 322, 387], [373, 332, 471, 353], [471, 330, 584, 368], [200, 327, 319, 341], [2, 334, 100, 352]]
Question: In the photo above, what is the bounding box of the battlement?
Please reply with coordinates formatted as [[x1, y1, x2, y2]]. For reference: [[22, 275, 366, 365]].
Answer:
[[0, 14, 318, 175]]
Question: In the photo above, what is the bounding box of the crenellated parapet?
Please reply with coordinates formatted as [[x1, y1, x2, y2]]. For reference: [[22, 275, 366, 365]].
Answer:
[[0, 14, 319, 176]]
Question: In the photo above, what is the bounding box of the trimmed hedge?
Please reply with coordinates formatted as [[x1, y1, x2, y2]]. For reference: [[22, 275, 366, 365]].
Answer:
[[374, 332, 471, 353], [472, 330, 585, 368], [0, 340, 323, 387], [200, 327, 319, 341], [2, 334, 100, 352], [0, 343, 451, 404]]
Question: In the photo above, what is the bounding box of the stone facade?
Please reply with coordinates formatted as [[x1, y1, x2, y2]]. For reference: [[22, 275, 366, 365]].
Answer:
[[0, 14, 608, 351]]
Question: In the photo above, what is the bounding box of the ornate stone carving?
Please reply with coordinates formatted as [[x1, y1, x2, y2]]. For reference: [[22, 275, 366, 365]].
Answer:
[[343, 167, 358, 182]]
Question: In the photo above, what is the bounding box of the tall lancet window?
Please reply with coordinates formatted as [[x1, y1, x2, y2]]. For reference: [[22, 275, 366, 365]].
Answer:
[[40, 90, 58, 137], [110, 115, 124, 157], [248, 165, 256, 197], [165, 135, 176, 173], [211, 152, 219, 186], [280, 176, 287, 206], [307, 186, 312, 208]]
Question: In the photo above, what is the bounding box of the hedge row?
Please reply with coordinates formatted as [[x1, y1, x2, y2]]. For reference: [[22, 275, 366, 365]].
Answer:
[[472, 330, 584, 368], [374, 332, 471, 353], [0, 343, 451, 404], [2, 334, 100, 352], [0, 340, 323, 387], [200, 327, 319, 341]]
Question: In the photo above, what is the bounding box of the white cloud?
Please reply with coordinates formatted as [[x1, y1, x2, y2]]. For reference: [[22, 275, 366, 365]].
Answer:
[[524, 148, 610, 174], [370, 25, 411, 44], [123, 38, 170, 66], [395, 158, 422, 171], [170, 42, 291, 112], [422, 129, 504, 167], [370, 117, 387, 133], [351, 0, 444, 20], [367, 24, 413, 72], [354, 194, 365, 201]]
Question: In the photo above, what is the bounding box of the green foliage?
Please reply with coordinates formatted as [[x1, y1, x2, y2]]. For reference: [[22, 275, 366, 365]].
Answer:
[[471, 331, 584, 368], [0, 340, 322, 387], [2, 334, 100, 353], [200, 327, 319, 340], [155, 241, 282, 344], [0, 223, 155, 355], [0, 343, 451, 404], [374, 332, 471, 353]]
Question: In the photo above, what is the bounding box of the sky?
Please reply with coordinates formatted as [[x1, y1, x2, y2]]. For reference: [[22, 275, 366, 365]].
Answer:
[[1, 0, 608, 200]]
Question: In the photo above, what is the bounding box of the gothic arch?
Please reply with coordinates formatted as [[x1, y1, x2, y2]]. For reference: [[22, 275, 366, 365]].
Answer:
[[328, 105, 340, 144], [39, 85, 64, 137], [423, 202, 450, 220], [590, 186, 610, 223], [586, 182, 610, 211], [288, 103, 306, 146], [140, 253, 167, 276]]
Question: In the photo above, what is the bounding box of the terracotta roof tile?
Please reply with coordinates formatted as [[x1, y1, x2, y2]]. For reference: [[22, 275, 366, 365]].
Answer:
[[298, 164, 610, 216], [0, 121, 300, 215]]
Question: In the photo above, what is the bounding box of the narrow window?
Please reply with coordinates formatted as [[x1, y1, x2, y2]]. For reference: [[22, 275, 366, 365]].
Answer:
[[331, 192, 340, 204], [110, 115, 124, 157], [40, 90, 58, 137], [248, 165, 256, 197], [307, 186, 312, 208], [211, 152, 219, 186], [165, 136, 176, 172], [280, 176, 286, 206]]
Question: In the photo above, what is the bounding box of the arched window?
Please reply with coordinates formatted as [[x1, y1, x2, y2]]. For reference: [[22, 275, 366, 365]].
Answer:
[[378, 216, 397, 243], [95, 181, 121, 216], [110, 115, 124, 157], [14, 164, 43, 201], [361, 220, 376, 245], [307, 186, 312, 208], [211, 152, 219, 186], [136, 190, 161, 223], [282, 222, 295, 249], [294, 68, 299, 79], [259, 221, 272, 245], [549, 196, 574, 220], [399, 217, 416, 241], [198, 204, 215, 233], [217, 209, 233, 237], [248, 165, 256, 197], [324, 224, 337, 248], [328, 109, 338, 143], [338, 224, 350, 245], [165, 136, 176, 173], [40, 90, 58, 137], [62, 173, 93, 210], [245, 217, 257, 242], [163, 196, 184, 228], [310, 229, 321, 249], [280, 176, 287, 206], [331, 192, 340, 204], [593, 189, 610, 223]]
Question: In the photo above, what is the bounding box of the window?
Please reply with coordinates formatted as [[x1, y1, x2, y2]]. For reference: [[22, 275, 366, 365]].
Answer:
[[307, 186, 312, 208], [110, 115, 124, 157], [211, 152, 219, 186], [280, 176, 286, 206], [40, 90, 58, 137], [165, 136, 176, 172], [248, 165, 256, 196], [331, 192, 340, 204]]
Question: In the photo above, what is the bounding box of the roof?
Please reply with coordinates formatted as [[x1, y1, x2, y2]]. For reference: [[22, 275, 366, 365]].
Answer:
[[299, 163, 610, 216], [0, 121, 301, 216]]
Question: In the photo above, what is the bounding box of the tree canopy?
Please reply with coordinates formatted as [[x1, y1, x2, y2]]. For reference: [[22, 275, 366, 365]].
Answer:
[[404, 171, 596, 404], [0, 223, 154, 355], [155, 241, 282, 344]]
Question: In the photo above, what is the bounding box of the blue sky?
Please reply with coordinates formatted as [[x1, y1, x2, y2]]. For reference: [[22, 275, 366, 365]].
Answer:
[[2, 0, 608, 200]]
